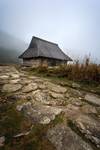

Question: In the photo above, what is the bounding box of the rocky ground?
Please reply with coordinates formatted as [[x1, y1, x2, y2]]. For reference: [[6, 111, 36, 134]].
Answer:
[[0, 65, 100, 150]]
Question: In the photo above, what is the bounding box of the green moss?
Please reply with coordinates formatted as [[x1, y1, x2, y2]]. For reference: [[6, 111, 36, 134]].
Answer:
[[0, 103, 31, 145], [51, 113, 65, 125], [1, 108, 22, 133], [0, 102, 57, 150], [7, 123, 56, 150]]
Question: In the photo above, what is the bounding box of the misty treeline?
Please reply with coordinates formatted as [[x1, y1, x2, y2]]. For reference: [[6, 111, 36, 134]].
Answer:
[[34, 57, 100, 84]]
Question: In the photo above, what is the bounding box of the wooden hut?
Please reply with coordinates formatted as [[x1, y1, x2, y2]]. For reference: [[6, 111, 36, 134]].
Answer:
[[19, 36, 72, 67]]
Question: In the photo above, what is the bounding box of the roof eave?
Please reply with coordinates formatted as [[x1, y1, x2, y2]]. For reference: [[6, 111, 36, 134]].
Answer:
[[68, 58, 73, 61]]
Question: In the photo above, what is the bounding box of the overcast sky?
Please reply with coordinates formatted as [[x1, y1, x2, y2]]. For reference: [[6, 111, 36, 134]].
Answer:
[[0, 0, 100, 62]]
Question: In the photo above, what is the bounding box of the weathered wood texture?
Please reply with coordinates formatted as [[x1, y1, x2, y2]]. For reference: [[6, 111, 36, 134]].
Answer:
[[23, 58, 67, 67]]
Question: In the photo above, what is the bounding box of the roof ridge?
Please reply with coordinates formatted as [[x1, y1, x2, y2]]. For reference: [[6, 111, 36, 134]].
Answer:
[[33, 36, 58, 46]]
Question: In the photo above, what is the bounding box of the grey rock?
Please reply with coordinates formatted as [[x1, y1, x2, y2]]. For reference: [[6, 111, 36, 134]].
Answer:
[[85, 93, 100, 106], [16, 102, 62, 124], [20, 78, 32, 84], [32, 90, 50, 104], [51, 85, 67, 93], [16, 102, 32, 111], [65, 92, 70, 98], [72, 82, 80, 88], [72, 100, 84, 107], [0, 75, 9, 80], [16, 105, 24, 111], [38, 84, 46, 89], [63, 104, 80, 117], [46, 82, 67, 93], [0, 136, 5, 147], [71, 114, 100, 148], [47, 124, 93, 150], [9, 79, 20, 84], [22, 83, 38, 93], [49, 91, 64, 99], [69, 88, 83, 98], [10, 74, 20, 79], [2, 83, 22, 92], [81, 105, 97, 114], [40, 116, 51, 124]]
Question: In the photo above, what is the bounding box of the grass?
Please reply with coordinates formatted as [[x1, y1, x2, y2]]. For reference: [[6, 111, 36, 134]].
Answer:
[[0, 99, 65, 150], [27, 57, 100, 95], [51, 112, 65, 125], [10, 123, 55, 150], [30, 57, 100, 83], [0, 103, 31, 137], [28, 69, 100, 95]]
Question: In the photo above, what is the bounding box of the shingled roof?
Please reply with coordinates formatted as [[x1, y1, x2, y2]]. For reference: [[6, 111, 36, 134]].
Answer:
[[19, 36, 72, 61]]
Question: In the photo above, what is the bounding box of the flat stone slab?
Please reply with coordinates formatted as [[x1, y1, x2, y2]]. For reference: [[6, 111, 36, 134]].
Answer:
[[81, 105, 97, 114], [85, 93, 100, 106], [49, 91, 64, 99], [16, 102, 62, 124], [71, 114, 100, 149], [51, 85, 67, 93], [67, 88, 84, 98], [2, 83, 22, 92], [10, 74, 20, 79], [22, 83, 38, 93], [38, 84, 46, 89], [45, 82, 67, 93], [72, 82, 80, 88], [9, 79, 20, 84], [0, 75, 9, 80], [32, 90, 51, 104], [47, 124, 93, 150]]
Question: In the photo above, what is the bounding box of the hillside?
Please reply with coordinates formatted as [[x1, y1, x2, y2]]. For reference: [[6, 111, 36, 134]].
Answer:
[[0, 47, 20, 63], [0, 31, 28, 63]]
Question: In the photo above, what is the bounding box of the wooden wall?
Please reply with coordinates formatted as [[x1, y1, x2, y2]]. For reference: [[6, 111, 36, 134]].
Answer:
[[23, 58, 67, 67]]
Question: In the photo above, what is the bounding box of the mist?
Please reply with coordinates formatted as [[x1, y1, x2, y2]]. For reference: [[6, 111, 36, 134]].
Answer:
[[0, 0, 100, 63]]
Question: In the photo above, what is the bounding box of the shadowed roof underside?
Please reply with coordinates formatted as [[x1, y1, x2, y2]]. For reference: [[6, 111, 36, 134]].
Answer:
[[19, 36, 72, 61]]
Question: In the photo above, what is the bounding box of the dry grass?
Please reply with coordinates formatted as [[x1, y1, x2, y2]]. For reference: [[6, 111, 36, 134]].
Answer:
[[65, 58, 100, 83], [33, 57, 100, 84]]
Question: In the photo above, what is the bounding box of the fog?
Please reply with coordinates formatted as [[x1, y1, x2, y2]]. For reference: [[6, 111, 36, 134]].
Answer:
[[0, 0, 100, 63]]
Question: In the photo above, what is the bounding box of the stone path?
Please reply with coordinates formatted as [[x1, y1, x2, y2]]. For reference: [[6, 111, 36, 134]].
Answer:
[[0, 65, 100, 149], [47, 124, 94, 150], [85, 93, 100, 106]]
